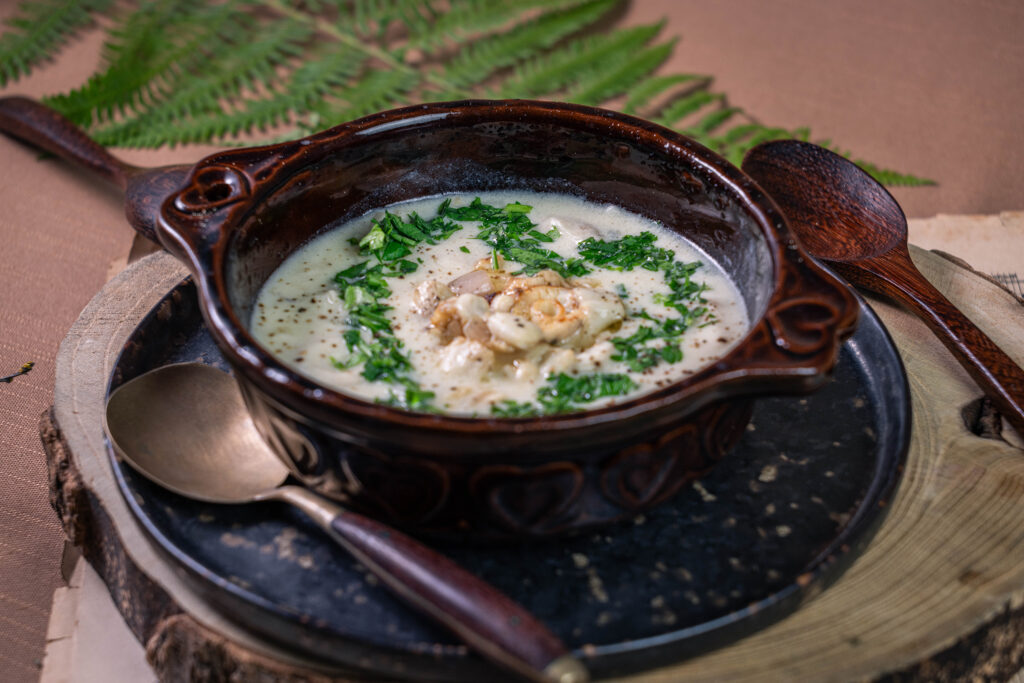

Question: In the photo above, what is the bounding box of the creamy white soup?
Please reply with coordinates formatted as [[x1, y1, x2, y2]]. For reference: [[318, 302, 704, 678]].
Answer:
[[250, 192, 749, 416]]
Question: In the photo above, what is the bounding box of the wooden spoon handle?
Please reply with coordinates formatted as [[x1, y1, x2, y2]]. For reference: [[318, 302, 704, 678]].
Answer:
[[847, 252, 1024, 437], [0, 96, 194, 243], [273, 486, 588, 683], [0, 96, 138, 189]]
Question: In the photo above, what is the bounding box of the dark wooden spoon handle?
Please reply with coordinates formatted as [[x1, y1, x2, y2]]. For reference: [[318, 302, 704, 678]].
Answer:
[[841, 249, 1024, 436], [275, 486, 588, 683], [0, 96, 191, 243], [0, 96, 138, 189]]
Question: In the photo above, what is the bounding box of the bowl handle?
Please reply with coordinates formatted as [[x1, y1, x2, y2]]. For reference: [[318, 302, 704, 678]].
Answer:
[[743, 252, 860, 391], [0, 96, 190, 244]]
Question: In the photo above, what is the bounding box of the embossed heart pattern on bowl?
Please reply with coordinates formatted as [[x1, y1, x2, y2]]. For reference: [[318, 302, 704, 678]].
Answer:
[[0, 97, 858, 539]]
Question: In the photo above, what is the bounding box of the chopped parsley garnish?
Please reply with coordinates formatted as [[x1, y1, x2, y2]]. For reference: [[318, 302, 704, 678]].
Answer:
[[577, 231, 674, 272], [610, 318, 686, 372], [489, 399, 537, 418], [331, 203, 462, 410], [577, 231, 714, 373], [490, 372, 638, 416], [330, 197, 716, 415], [539, 372, 638, 413], [441, 197, 589, 278]]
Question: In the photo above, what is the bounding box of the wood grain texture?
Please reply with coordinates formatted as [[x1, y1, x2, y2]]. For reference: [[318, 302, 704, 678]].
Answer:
[[43, 247, 1024, 681], [317, 501, 573, 680], [743, 140, 1024, 439], [0, 97, 193, 243], [0, 96, 134, 190]]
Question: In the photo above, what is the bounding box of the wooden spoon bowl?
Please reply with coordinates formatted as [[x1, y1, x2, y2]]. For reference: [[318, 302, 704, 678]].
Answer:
[[743, 140, 1024, 437]]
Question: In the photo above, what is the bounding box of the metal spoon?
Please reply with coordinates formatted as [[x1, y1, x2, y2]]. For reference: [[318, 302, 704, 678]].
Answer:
[[104, 362, 588, 683], [742, 140, 1024, 437]]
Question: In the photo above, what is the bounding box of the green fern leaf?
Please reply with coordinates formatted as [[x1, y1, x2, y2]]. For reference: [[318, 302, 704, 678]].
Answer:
[[349, 0, 434, 40], [435, 0, 617, 95], [852, 159, 937, 187], [721, 126, 793, 167], [623, 73, 705, 115], [393, 0, 439, 37], [683, 105, 741, 140], [410, 0, 590, 51], [45, 1, 253, 126], [706, 122, 763, 149], [0, 0, 932, 184], [96, 43, 364, 148], [653, 90, 722, 128], [90, 20, 312, 145], [0, 0, 112, 87], [312, 68, 421, 129], [566, 39, 675, 106], [496, 23, 665, 98], [351, 0, 383, 37]]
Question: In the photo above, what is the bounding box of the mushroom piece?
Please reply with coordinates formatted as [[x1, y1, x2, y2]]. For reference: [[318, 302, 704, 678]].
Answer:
[[412, 279, 453, 316], [429, 294, 488, 344], [447, 269, 496, 297], [547, 216, 601, 243]]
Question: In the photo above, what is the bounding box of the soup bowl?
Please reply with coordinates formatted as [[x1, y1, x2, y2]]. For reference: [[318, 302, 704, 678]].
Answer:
[[1, 98, 858, 538]]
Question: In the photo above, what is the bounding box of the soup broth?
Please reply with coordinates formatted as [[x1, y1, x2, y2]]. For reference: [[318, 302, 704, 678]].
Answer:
[[250, 192, 749, 416]]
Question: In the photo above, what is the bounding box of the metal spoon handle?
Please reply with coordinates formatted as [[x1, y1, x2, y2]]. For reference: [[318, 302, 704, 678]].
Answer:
[[272, 485, 588, 683], [840, 249, 1024, 436]]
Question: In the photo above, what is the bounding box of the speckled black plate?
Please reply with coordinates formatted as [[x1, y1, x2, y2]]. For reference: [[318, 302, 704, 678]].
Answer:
[[106, 278, 908, 681]]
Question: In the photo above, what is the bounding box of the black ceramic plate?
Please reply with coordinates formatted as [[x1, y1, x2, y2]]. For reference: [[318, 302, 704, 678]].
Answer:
[[107, 278, 908, 681]]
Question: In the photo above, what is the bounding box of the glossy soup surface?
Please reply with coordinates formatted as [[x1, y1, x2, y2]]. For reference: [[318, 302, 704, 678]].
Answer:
[[250, 192, 749, 416]]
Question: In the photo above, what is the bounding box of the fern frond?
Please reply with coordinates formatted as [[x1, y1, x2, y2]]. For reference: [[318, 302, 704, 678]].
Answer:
[[706, 122, 762, 150], [853, 159, 937, 187], [347, 0, 433, 39], [565, 39, 675, 106], [89, 20, 313, 146], [653, 90, 721, 128], [313, 68, 421, 128], [391, 0, 439, 38], [45, 1, 253, 126], [291, 0, 330, 13], [409, 0, 589, 51], [351, 0, 383, 37], [159, 20, 312, 117], [96, 43, 363, 148], [721, 126, 793, 167], [496, 23, 664, 98], [0, 0, 931, 185], [623, 73, 704, 115], [683, 105, 741, 140], [0, 0, 112, 87], [435, 0, 617, 95]]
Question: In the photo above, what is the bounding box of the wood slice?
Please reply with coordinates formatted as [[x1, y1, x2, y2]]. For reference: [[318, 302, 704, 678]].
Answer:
[[42, 246, 1024, 681]]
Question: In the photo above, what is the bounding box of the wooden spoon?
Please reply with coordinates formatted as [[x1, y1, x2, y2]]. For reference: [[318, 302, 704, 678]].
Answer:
[[743, 140, 1024, 437], [104, 362, 588, 683]]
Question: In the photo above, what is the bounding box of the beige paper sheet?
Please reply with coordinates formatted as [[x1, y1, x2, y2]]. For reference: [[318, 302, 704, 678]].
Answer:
[[1, 2, 1021, 680]]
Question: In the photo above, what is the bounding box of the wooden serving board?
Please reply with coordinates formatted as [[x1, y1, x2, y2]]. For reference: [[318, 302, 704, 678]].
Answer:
[[41, 246, 1024, 682]]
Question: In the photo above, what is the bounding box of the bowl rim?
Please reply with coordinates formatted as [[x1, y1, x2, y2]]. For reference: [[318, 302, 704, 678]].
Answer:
[[158, 98, 855, 436]]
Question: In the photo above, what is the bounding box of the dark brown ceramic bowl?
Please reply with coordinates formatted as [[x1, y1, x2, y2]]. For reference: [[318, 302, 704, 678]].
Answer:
[[156, 100, 859, 538], [0, 97, 858, 538]]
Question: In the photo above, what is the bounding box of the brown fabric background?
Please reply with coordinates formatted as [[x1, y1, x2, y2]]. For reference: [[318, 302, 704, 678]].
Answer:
[[0, 1, 1020, 680]]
